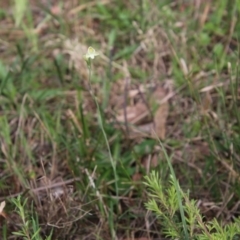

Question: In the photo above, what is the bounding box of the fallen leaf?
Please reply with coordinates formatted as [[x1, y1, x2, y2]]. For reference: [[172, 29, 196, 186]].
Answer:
[[200, 91, 212, 115], [116, 102, 148, 124], [150, 87, 169, 139], [0, 201, 6, 213], [0, 201, 7, 219], [152, 102, 168, 139], [115, 85, 169, 139]]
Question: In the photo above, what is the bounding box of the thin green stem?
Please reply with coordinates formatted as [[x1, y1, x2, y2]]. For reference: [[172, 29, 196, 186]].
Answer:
[[87, 62, 118, 198]]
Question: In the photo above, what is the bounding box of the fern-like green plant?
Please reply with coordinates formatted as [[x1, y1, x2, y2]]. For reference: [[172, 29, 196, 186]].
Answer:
[[11, 195, 52, 240], [144, 171, 240, 240]]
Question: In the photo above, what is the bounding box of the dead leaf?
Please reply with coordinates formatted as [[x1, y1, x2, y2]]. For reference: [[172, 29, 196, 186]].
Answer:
[[152, 102, 168, 139], [201, 91, 212, 115], [0, 201, 7, 219], [116, 102, 148, 124], [115, 85, 169, 139], [0, 201, 6, 213], [150, 87, 169, 139]]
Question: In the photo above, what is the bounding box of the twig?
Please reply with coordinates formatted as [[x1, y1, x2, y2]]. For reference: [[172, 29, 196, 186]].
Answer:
[[0, 178, 81, 201]]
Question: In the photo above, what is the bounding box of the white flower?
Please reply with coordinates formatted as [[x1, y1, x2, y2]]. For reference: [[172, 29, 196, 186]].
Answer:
[[84, 46, 99, 60]]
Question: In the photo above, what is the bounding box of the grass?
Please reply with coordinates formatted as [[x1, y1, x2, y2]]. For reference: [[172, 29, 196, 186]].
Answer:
[[1, 0, 240, 239]]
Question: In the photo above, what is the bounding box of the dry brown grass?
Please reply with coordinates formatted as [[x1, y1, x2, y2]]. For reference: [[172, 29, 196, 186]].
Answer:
[[1, 0, 240, 239]]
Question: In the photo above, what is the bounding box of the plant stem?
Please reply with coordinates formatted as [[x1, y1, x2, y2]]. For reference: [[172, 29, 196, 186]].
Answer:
[[87, 63, 118, 198]]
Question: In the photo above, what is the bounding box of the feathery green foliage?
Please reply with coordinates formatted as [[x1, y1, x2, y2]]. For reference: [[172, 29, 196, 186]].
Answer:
[[145, 171, 240, 239]]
